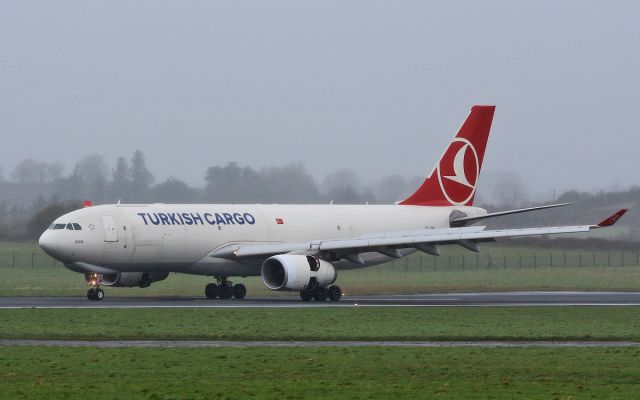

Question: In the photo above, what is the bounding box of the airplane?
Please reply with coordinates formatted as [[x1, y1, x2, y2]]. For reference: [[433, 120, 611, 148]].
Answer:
[[38, 105, 627, 301]]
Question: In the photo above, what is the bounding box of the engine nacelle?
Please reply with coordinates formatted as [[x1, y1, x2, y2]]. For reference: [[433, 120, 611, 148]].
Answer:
[[261, 255, 337, 291], [100, 272, 169, 288]]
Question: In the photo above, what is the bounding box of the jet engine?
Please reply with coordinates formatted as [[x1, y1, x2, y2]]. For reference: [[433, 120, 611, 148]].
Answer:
[[100, 272, 169, 288], [261, 255, 337, 291]]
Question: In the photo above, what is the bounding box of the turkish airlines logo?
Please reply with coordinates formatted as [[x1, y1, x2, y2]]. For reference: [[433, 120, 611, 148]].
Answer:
[[436, 138, 479, 205]]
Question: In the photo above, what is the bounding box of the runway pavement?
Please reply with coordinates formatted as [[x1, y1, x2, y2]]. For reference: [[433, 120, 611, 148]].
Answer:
[[2, 291, 640, 308]]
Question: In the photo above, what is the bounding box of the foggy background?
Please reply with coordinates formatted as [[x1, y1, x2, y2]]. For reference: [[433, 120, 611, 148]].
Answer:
[[1, 1, 638, 239]]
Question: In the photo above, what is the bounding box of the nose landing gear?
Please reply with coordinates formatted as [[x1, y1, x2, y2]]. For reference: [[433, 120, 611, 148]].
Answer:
[[87, 287, 104, 301], [85, 272, 105, 301], [205, 276, 246, 300]]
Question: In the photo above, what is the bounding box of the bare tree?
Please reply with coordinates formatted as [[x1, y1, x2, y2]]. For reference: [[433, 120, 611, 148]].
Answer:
[[110, 157, 130, 201], [153, 177, 196, 203], [47, 162, 65, 181], [11, 159, 50, 183], [76, 155, 107, 183], [256, 163, 320, 203], [322, 169, 365, 204], [130, 150, 155, 202], [374, 174, 409, 203], [493, 174, 528, 207], [204, 162, 257, 203]]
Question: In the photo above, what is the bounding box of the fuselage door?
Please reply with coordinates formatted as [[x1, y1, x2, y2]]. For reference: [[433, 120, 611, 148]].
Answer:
[[101, 216, 118, 242]]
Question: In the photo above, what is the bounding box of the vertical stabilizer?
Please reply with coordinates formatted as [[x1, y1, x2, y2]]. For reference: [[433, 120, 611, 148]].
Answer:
[[399, 105, 495, 206]]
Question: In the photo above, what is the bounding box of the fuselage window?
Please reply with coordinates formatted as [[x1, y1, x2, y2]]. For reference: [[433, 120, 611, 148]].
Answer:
[[73, 223, 82, 230], [53, 224, 66, 230], [66, 223, 74, 230]]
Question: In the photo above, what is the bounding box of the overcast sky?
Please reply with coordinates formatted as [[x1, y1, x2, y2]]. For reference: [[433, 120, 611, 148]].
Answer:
[[1, 1, 638, 198]]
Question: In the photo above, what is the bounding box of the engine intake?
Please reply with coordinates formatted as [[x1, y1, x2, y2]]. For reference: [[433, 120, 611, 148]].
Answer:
[[261, 255, 336, 291], [100, 272, 169, 288]]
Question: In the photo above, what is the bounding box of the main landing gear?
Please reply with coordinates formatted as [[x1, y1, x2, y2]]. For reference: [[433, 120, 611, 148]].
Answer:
[[85, 272, 104, 301], [300, 284, 342, 302], [205, 276, 246, 300]]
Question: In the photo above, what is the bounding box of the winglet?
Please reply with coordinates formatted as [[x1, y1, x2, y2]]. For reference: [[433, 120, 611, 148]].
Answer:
[[595, 209, 628, 228]]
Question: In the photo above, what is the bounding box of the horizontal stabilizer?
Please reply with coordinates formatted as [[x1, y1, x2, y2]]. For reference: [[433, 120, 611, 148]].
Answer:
[[450, 203, 573, 227]]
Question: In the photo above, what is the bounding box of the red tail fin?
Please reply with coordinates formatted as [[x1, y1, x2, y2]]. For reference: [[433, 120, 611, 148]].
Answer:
[[399, 105, 495, 206]]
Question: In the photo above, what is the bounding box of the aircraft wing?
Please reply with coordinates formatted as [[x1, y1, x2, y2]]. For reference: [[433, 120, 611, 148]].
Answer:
[[210, 209, 627, 261]]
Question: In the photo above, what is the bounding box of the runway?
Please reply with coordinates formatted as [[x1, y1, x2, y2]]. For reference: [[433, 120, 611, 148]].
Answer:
[[2, 291, 640, 308]]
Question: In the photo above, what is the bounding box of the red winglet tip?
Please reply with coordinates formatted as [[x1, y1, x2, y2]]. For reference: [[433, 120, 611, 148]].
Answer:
[[82, 200, 93, 208], [597, 209, 627, 227]]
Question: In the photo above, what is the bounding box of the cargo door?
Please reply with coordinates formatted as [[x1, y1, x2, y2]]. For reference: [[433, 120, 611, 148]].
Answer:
[[131, 223, 162, 261], [101, 216, 118, 242]]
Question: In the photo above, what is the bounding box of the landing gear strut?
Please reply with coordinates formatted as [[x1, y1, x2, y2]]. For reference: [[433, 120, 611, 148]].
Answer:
[[85, 272, 104, 301], [205, 276, 246, 300], [300, 284, 342, 302]]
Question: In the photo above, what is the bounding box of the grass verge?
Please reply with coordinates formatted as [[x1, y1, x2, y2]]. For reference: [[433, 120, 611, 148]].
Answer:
[[2, 346, 640, 399], [2, 264, 640, 297], [2, 242, 640, 296], [2, 307, 640, 341]]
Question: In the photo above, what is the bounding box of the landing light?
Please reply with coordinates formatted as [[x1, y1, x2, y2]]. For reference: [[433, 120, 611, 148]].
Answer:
[[87, 273, 100, 287]]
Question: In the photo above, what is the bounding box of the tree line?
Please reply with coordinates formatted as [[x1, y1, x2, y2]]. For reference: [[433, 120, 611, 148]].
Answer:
[[0, 151, 423, 239], [1, 151, 638, 241]]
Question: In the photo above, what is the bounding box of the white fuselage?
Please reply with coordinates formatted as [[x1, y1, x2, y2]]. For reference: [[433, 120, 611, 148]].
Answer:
[[39, 203, 486, 277]]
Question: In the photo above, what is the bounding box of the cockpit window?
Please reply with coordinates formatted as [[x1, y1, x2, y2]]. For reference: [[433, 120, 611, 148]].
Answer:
[[66, 223, 74, 230], [73, 223, 82, 230], [53, 224, 66, 230]]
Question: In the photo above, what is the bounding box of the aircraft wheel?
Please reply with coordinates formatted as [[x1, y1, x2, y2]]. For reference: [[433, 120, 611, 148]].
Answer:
[[205, 283, 219, 299], [219, 284, 233, 299], [300, 290, 313, 301], [87, 288, 96, 301], [313, 286, 328, 301], [328, 285, 342, 302], [233, 284, 247, 299], [95, 288, 105, 301]]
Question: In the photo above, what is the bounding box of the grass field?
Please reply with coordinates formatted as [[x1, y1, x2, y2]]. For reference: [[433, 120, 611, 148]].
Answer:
[[2, 346, 640, 399], [2, 241, 640, 296], [2, 307, 640, 399], [3, 241, 640, 400], [2, 307, 640, 341]]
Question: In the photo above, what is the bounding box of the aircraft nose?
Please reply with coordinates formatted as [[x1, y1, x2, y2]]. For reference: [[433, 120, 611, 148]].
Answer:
[[39, 230, 59, 258]]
